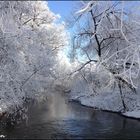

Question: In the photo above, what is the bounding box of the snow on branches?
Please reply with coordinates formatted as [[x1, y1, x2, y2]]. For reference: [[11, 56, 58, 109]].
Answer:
[[73, 1, 140, 90], [0, 1, 68, 114]]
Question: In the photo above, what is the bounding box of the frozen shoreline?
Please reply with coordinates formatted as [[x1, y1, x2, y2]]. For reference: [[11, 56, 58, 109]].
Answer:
[[69, 91, 140, 119]]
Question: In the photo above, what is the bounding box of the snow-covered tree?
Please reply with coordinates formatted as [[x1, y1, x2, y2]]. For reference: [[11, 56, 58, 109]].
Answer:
[[69, 1, 140, 111], [0, 1, 68, 115]]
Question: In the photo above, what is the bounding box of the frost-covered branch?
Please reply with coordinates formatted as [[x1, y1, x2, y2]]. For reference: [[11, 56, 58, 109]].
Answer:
[[71, 1, 140, 94]]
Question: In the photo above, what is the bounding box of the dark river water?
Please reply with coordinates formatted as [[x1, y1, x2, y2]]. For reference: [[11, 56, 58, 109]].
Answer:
[[1, 92, 140, 139]]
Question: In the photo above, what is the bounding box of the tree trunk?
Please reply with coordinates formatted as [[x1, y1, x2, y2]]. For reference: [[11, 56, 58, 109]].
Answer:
[[118, 80, 127, 112]]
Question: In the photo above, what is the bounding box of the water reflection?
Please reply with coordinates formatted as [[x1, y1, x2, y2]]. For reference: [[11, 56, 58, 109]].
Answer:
[[45, 92, 94, 120], [47, 93, 73, 119], [1, 92, 140, 139]]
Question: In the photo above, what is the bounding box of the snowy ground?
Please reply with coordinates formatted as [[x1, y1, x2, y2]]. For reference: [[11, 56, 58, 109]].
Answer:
[[69, 88, 140, 119], [123, 110, 140, 119]]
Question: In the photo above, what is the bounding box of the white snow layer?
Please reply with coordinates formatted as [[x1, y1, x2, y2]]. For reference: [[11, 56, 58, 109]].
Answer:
[[123, 111, 140, 119]]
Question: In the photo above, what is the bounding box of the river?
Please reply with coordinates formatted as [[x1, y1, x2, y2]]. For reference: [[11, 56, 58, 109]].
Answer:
[[1, 91, 140, 139]]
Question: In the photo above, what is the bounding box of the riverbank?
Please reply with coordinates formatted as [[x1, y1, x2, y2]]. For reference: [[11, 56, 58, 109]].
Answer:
[[1, 88, 140, 125], [68, 90, 140, 120]]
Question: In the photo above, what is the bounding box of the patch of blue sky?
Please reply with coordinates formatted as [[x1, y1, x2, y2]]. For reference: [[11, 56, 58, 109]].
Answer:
[[48, 1, 78, 21]]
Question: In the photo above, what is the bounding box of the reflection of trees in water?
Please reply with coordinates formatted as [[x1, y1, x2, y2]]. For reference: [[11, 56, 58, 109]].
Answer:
[[122, 118, 127, 129], [90, 110, 130, 137], [47, 93, 70, 119]]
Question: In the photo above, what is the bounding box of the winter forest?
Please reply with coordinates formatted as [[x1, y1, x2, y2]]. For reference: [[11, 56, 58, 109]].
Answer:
[[1, 1, 140, 139]]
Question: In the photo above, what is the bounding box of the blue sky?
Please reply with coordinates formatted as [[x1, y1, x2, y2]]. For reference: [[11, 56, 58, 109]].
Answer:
[[48, 1, 77, 21]]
